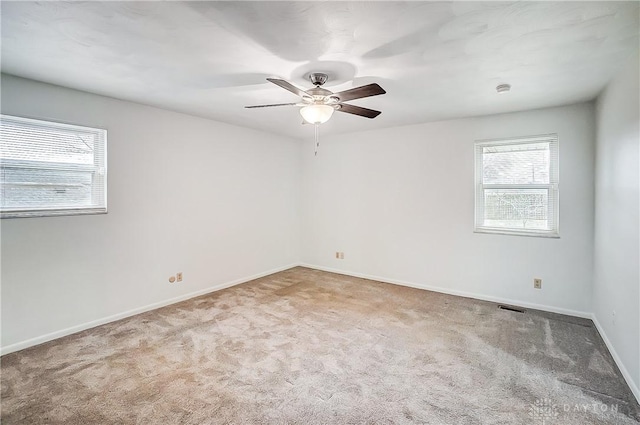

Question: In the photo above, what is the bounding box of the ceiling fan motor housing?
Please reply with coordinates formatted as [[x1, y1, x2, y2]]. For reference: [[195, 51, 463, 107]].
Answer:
[[308, 72, 329, 86]]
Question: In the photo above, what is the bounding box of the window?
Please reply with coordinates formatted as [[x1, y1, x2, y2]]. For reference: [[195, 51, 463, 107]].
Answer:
[[475, 134, 558, 237], [0, 115, 107, 218]]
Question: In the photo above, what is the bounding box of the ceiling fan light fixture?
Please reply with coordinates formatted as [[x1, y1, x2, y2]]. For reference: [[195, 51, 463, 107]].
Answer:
[[300, 104, 334, 124]]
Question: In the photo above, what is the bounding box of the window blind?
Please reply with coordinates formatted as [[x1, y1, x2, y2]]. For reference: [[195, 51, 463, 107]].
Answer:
[[0, 114, 107, 218]]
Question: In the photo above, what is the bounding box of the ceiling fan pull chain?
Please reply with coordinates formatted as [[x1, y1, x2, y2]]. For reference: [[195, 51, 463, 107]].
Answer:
[[314, 123, 320, 156]]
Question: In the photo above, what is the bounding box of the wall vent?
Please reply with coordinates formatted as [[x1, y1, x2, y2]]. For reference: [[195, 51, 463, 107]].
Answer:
[[498, 305, 526, 313]]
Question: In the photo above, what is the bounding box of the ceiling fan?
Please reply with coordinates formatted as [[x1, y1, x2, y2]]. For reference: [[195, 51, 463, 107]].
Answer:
[[245, 73, 386, 125]]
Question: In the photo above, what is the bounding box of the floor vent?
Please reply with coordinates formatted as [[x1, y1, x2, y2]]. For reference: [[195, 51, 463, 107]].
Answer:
[[498, 305, 526, 313]]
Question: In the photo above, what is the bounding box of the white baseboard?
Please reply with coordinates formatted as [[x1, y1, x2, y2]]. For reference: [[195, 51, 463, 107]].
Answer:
[[299, 263, 593, 318], [0, 263, 299, 356], [591, 314, 640, 404]]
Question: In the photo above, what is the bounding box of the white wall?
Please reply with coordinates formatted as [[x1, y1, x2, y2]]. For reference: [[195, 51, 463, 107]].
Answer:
[[301, 103, 595, 316], [0, 75, 301, 351], [593, 53, 640, 399]]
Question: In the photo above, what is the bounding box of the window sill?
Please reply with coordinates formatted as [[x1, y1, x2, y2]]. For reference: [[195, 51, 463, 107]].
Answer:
[[1, 208, 107, 219], [474, 228, 560, 238]]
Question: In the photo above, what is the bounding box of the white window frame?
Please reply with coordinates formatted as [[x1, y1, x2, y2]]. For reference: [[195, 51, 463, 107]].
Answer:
[[474, 134, 559, 238], [0, 114, 107, 219]]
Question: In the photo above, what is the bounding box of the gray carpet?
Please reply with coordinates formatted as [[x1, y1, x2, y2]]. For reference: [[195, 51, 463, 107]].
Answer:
[[1, 267, 639, 424]]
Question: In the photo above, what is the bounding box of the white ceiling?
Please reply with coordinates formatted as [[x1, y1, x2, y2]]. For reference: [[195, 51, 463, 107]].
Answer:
[[2, 1, 638, 139]]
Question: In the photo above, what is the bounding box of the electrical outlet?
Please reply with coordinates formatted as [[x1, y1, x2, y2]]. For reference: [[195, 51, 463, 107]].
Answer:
[[176, 272, 183, 282], [339, 252, 344, 259], [169, 276, 176, 284], [335, 252, 340, 259], [533, 278, 542, 289]]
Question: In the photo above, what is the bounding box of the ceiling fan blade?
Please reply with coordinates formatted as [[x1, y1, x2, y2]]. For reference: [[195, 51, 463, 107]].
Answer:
[[332, 83, 386, 102], [336, 103, 382, 119], [266, 78, 307, 98], [245, 103, 300, 108]]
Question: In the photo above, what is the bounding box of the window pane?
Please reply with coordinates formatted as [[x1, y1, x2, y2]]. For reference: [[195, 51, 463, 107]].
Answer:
[[483, 188, 549, 230], [1, 167, 93, 209], [483, 142, 549, 184]]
